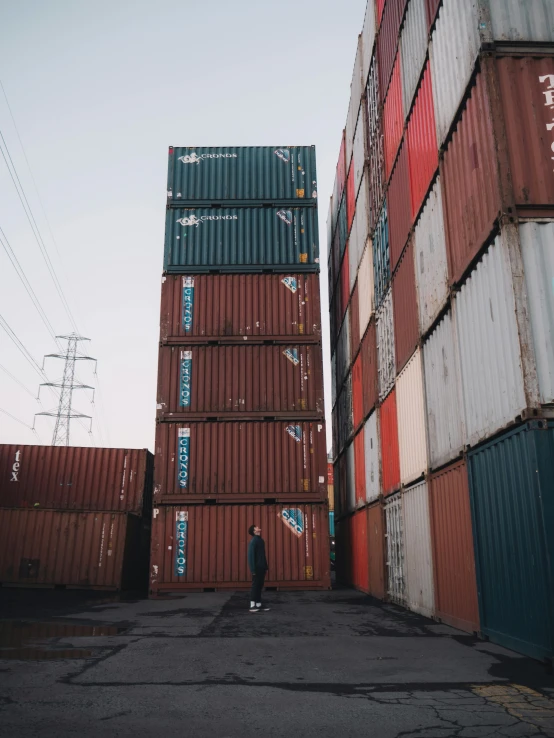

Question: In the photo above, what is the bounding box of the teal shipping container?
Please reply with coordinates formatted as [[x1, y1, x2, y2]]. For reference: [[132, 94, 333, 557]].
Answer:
[[467, 421, 554, 662], [329, 510, 335, 537], [167, 146, 317, 204], [373, 202, 390, 309], [164, 206, 320, 273]]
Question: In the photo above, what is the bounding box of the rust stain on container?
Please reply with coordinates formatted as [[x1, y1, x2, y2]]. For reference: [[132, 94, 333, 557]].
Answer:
[[352, 353, 364, 433], [157, 344, 324, 420], [380, 387, 401, 496], [368, 501, 386, 599], [0, 445, 152, 515], [387, 138, 412, 272], [392, 238, 419, 374], [407, 61, 438, 220], [350, 282, 360, 359], [383, 52, 405, 180], [361, 319, 379, 417], [429, 459, 480, 634], [149, 503, 331, 594]]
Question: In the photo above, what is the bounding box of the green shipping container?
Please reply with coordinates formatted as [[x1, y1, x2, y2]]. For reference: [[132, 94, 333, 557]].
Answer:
[[467, 421, 554, 661], [164, 206, 320, 273], [167, 146, 317, 203]]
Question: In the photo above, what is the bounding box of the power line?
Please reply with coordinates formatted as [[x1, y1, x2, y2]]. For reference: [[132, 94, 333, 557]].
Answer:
[[0, 363, 40, 399], [0, 407, 43, 443]]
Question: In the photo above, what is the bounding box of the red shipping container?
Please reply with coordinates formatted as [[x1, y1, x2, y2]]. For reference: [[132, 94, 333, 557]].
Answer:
[[0, 445, 152, 515], [376, 0, 386, 28], [0, 509, 148, 590], [335, 516, 350, 585], [346, 163, 356, 233], [383, 52, 404, 180], [429, 459, 480, 634], [392, 238, 419, 374], [378, 0, 405, 99], [361, 319, 379, 417], [332, 228, 341, 293], [380, 388, 400, 495], [154, 421, 327, 504], [150, 503, 331, 595], [160, 273, 322, 344], [352, 353, 364, 433], [350, 281, 360, 359], [425, 0, 441, 30], [337, 130, 347, 201], [157, 344, 324, 421], [327, 462, 334, 487], [350, 507, 370, 592], [407, 62, 438, 220], [354, 429, 367, 507], [368, 501, 386, 599], [387, 138, 411, 272], [340, 243, 350, 320]]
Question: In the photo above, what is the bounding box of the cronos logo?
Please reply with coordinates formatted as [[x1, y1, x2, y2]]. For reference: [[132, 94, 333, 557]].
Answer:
[[276, 209, 293, 226], [176, 215, 238, 227], [178, 152, 238, 165], [274, 148, 290, 163]]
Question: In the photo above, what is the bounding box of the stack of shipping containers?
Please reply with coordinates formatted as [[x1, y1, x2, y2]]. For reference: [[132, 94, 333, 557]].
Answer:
[[0, 445, 153, 590], [151, 146, 331, 595], [330, 0, 554, 661]]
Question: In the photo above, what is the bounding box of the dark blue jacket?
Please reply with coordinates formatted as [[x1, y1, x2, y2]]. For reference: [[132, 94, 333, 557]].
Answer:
[[248, 536, 268, 574]]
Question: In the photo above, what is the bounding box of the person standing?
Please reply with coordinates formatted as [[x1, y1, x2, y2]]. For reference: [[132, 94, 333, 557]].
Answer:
[[247, 524, 270, 612]]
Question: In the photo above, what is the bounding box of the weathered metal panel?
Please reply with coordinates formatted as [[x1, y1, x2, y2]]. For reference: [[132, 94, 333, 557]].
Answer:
[[362, 318, 379, 416], [164, 206, 319, 272], [354, 429, 367, 508], [346, 163, 356, 233], [150, 503, 331, 594], [352, 353, 364, 433], [346, 37, 365, 168], [407, 62, 438, 220], [338, 373, 354, 453], [392, 238, 418, 374], [380, 387, 401, 495], [383, 52, 404, 180], [487, 0, 554, 43], [160, 273, 322, 343], [402, 480, 435, 618], [423, 311, 464, 470], [361, 0, 377, 86], [0, 445, 152, 515], [387, 138, 411, 273], [378, 0, 405, 100], [358, 238, 374, 338], [385, 493, 406, 604], [396, 348, 428, 485], [346, 441, 356, 512], [153, 421, 327, 503], [353, 107, 368, 198], [376, 0, 386, 27], [429, 459, 480, 633], [373, 201, 390, 309], [167, 146, 317, 203], [377, 288, 396, 401], [520, 221, 554, 405], [157, 344, 324, 420], [349, 174, 370, 294], [368, 501, 386, 598], [364, 410, 381, 503], [425, 0, 440, 30], [336, 306, 351, 387], [367, 56, 385, 232], [413, 175, 449, 335], [350, 282, 360, 359], [400, 0, 428, 119], [467, 422, 554, 660], [454, 234, 526, 448], [0, 509, 146, 590]]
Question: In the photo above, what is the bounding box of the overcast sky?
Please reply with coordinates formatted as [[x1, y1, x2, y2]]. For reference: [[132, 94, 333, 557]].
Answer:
[[0, 0, 365, 453]]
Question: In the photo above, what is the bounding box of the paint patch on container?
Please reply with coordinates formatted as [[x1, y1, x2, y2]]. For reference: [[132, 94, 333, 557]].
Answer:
[[177, 428, 191, 488], [174, 510, 188, 576], [279, 508, 304, 537], [179, 351, 192, 407], [181, 277, 194, 332]]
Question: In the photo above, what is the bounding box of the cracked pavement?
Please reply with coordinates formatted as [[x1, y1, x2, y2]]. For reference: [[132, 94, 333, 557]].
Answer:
[[0, 588, 553, 737]]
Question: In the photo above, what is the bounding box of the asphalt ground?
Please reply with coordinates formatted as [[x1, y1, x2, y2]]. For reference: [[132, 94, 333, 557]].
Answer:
[[0, 587, 553, 737]]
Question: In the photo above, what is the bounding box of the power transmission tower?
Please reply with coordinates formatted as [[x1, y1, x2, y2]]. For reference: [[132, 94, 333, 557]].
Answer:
[[35, 334, 97, 446]]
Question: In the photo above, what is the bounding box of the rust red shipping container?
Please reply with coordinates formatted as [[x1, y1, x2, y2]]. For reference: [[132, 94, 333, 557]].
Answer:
[[361, 320, 379, 418], [387, 137, 411, 272], [380, 388, 400, 495], [335, 502, 386, 598], [346, 164, 356, 232], [392, 238, 418, 374], [377, 0, 407, 99], [383, 52, 404, 180]]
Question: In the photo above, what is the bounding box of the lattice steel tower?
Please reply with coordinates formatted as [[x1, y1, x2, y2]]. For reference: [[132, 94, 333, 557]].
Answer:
[[35, 334, 96, 446]]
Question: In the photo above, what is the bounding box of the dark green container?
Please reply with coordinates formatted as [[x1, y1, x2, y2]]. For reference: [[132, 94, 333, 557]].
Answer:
[[167, 146, 317, 204], [467, 421, 554, 661], [164, 206, 320, 273]]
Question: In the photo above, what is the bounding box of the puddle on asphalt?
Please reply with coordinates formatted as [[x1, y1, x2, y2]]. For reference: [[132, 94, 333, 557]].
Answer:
[[0, 621, 126, 661]]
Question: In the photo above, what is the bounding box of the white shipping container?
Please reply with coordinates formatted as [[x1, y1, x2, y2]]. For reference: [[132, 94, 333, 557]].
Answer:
[[349, 173, 370, 293], [396, 348, 428, 485], [400, 0, 428, 120], [361, 0, 376, 88], [358, 239, 374, 338], [423, 311, 464, 470], [364, 410, 381, 503], [346, 37, 364, 167], [414, 175, 449, 335], [377, 288, 396, 401], [353, 105, 367, 197], [487, 0, 554, 43], [402, 480, 435, 618], [385, 494, 406, 605], [455, 234, 526, 448], [336, 307, 352, 388], [346, 441, 356, 512], [348, 205, 360, 295]]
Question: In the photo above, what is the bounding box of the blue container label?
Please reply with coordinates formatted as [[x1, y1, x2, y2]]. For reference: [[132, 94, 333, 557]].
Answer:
[[174, 510, 188, 576], [182, 277, 195, 332], [274, 148, 291, 163], [281, 276, 298, 294], [283, 348, 299, 366], [179, 351, 192, 407], [280, 508, 304, 538], [177, 428, 191, 488], [276, 209, 293, 226], [285, 425, 302, 443]]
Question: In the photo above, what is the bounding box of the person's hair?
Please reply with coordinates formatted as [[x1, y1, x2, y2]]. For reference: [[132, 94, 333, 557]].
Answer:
[[248, 524, 256, 536]]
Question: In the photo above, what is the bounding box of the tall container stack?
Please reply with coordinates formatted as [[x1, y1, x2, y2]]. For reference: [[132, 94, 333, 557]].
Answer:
[[151, 146, 331, 595], [330, 0, 554, 661]]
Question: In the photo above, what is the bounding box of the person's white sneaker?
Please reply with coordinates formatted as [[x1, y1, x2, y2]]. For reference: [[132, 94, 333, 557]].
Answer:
[[249, 605, 260, 612]]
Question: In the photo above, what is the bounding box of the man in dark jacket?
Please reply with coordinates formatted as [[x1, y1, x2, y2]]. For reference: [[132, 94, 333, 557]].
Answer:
[[247, 524, 270, 612]]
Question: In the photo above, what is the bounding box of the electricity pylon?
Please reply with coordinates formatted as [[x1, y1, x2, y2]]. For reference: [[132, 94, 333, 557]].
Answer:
[[35, 334, 97, 446]]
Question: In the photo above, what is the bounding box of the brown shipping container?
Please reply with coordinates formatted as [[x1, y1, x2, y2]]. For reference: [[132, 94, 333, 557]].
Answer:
[[378, 0, 406, 99], [157, 344, 324, 420], [149, 503, 331, 594], [0, 445, 153, 515], [0, 509, 149, 590], [429, 459, 480, 634], [352, 353, 364, 433], [368, 501, 386, 599], [160, 273, 321, 344], [154, 420, 327, 503], [392, 238, 419, 374], [388, 138, 412, 272], [361, 320, 379, 417]]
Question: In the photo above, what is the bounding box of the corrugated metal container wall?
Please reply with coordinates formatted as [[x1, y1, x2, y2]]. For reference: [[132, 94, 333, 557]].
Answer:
[[400, 0, 428, 119], [376, 0, 386, 28], [352, 353, 364, 433], [153, 421, 327, 503], [336, 307, 351, 388], [402, 480, 434, 618], [373, 202, 390, 309], [520, 221, 554, 405], [350, 174, 370, 292], [368, 501, 386, 598], [348, 209, 360, 296], [350, 507, 370, 592], [0, 509, 147, 590], [392, 238, 418, 374], [340, 243, 350, 320], [0, 445, 152, 515], [332, 229, 341, 292], [468, 423, 554, 660], [406, 63, 438, 220], [429, 460, 480, 633], [346, 442, 356, 512], [150, 503, 331, 594], [346, 37, 364, 167], [353, 106, 368, 196], [380, 387, 401, 495], [156, 344, 324, 420], [367, 56, 385, 233], [413, 176, 448, 335], [440, 71, 501, 286], [378, 0, 405, 101], [364, 410, 381, 504], [337, 131, 347, 203], [350, 283, 360, 359], [335, 516, 350, 585], [385, 493, 406, 604], [336, 454, 347, 517], [362, 319, 379, 416], [358, 239, 374, 338], [339, 193, 348, 260], [455, 233, 527, 448], [164, 206, 319, 272], [423, 311, 464, 470], [377, 288, 396, 401], [396, 348, 428, 485], [331, 353, 337, 409], [383, 53, 404, 180], [354, 429, 367, 507], [387, 138, 411, 273], [167, 146, 317, 202], [425, 0, 440, 30], [329, 510, 335, 534], [338, 373, 354, 453], [346, 164, 356, 233], [487, 0, 554, 42], [160, 273, 322, 344], [361, 0, 377, 86]]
